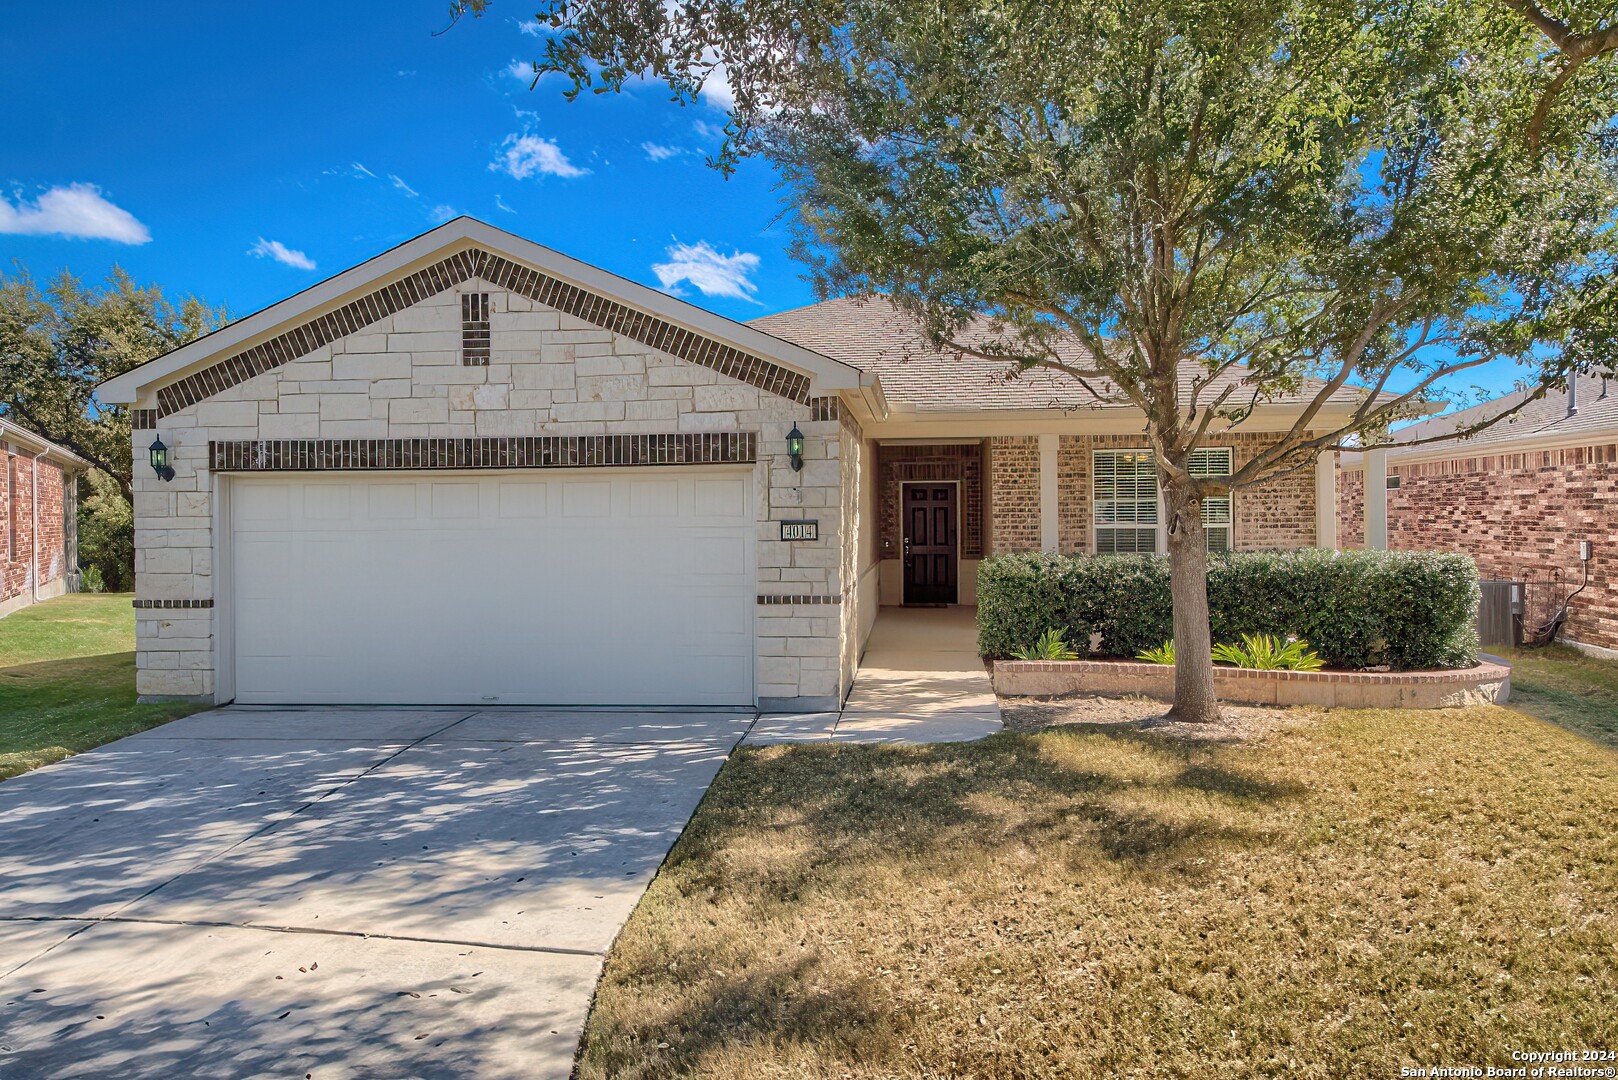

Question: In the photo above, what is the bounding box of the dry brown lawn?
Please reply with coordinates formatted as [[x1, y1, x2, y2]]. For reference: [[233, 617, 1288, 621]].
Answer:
[[578, 691, 1618, 1079]]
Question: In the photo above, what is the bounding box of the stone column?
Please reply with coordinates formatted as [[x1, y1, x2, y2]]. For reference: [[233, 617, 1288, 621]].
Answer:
[[1314, 450, 1338, 549], [1364, 447, 1388, 550]]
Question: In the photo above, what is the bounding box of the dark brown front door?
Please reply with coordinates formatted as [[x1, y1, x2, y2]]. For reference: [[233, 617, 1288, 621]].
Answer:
[[903, 483, 958, 605]]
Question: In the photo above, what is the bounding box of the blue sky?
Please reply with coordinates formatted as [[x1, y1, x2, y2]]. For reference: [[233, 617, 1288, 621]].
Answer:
[[1, 1, 1531, 406], [0, 2, 800, 325]]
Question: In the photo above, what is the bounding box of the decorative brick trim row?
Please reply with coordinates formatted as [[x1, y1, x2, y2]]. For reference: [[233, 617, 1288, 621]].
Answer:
[[757, 593, 843, 605], [130, 409, 159, 430], [144, 247, 815, 421], [808, 395, 840, 421], [157, 251, 480, 417], [473, 251, 812, 404], [133, 598, 214, 609], [209, 433, 758, 472]]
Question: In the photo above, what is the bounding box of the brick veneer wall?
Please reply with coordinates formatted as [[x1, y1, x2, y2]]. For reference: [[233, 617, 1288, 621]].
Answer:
[[873, 443, 985, 560], [997, 432, 1320, 556], [988, 436, 1041, 554], [1, 452, 69, 607], [1338, 468, 1365, 548], [1338, 443, 1618, 649], [128, 277, 845, 703]]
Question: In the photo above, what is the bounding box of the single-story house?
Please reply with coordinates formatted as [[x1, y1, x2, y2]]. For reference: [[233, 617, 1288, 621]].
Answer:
[[98, 218, 1360, 709], [0, 418, 87, 619], [1339, 373, 1617, 655]]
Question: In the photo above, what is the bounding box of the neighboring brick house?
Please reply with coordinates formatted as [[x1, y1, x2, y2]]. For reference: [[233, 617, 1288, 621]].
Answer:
[[1338, 373, 1618, 654], [97, 219, 1360, 709], [0, 418, 88, 619]]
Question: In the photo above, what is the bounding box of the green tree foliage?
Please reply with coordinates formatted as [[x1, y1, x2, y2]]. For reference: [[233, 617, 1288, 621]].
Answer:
[[0, 264, 226, 501], [508, 0, 1616, 719], [77, 469, 134, 592]]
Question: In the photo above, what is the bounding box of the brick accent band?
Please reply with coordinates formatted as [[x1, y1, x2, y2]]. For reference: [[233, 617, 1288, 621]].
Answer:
[[209, 433, 758, 472], [756, 593, 842, 605], [133, 599, 214, 609], [808, 396, 840, 421], [146, 248, 812, 422]]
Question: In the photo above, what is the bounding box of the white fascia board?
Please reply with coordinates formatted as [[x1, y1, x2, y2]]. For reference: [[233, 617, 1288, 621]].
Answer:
[[0, 419, 92, 470], [1341, 422, 1618, 471], [97, 217, 870, 404], [859, 402, 1367, 440]]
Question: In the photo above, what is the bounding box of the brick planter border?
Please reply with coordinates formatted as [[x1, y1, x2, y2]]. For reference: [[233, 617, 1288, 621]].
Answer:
[[990, 656, 1511, 710]]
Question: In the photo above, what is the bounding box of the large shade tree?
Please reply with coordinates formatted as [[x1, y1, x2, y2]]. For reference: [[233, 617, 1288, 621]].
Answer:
[[482, 0, 1617, 720], [0, 264, 225, 501]]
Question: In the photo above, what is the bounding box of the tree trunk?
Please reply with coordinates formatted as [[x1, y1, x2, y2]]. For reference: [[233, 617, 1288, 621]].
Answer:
[[1163, 472, 1223, 723]]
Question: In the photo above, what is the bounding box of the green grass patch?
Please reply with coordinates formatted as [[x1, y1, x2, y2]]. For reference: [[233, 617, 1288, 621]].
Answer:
[[1496, 645, 1618, 750], [0, 593, 206, 781]]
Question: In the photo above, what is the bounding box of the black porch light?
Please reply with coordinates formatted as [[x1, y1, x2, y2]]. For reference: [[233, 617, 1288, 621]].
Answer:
[[786, 423, 805, 472], [149, 436, 175, 482]]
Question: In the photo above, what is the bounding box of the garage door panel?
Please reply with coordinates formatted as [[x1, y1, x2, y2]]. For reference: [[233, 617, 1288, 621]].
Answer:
[[231, 472, 754, 705]]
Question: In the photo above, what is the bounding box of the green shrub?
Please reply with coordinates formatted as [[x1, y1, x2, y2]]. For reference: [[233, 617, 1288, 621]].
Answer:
[[80, 565, 106, 593], [1010, 628, 1080, 661], [1211, 632, 1325, 671], [977, 549, 1479, 671]]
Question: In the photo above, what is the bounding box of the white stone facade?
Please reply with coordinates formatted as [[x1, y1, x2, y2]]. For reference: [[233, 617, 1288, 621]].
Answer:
[[130, 278, 848, 707]]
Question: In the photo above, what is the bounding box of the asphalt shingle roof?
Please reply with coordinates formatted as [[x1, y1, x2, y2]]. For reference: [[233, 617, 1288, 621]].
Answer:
[[1376, 372, 1618, 458], [751, 296, 1371, 414]]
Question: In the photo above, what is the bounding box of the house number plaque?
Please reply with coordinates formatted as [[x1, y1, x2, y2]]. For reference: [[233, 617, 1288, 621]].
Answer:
[[780, 520, 819, 541]]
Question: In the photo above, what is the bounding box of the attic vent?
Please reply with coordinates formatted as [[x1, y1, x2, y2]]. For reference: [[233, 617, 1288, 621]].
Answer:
[[461, 292, 490, 365]]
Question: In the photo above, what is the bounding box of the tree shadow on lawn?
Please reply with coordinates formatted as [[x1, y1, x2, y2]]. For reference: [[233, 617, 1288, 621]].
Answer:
[[582, 726, 1311, 1077]]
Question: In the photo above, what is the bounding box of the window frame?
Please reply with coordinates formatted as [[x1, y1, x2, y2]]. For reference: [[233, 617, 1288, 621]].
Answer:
[[1189, 447, 1235, 552], [1091, 448, 1160, 554]]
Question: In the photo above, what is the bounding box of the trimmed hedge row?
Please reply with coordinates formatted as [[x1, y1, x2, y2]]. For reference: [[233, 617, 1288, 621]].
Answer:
[[977, 549, 1480, 671]]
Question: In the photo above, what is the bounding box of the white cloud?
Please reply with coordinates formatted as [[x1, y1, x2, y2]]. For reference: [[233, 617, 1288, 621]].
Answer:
[[351, 161, 377, 179], [389, 174, 419, 197], [248, 237, 316, 270], [494, 193, 516, 215], [652, 240, 761, 303], [641, 141, 685, 162], [699, 62, 736, 111], [507, 59, 534, 83], [430, 204, 458, 224], [517, 17, 549, 35], [491, 133, 589, 179], [692, 119, 727, 141], [0, 183, 151, 244]]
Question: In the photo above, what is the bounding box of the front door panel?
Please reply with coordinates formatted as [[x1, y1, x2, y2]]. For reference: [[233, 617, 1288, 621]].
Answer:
[[903, 483, 958, 605]]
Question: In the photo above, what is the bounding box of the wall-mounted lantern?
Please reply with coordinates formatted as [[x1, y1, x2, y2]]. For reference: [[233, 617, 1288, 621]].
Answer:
[[786, 423, 805, 472], [149, 436, 175, 482]]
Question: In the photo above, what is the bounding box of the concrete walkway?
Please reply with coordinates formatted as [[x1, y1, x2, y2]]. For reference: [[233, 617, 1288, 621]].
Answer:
[[0, 707, 752, 1080], [747, 607, 1002, 745]]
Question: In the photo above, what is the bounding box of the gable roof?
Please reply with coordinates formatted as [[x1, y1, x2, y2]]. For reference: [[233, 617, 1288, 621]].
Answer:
[[750, 295, 1377, 415], [97, 218, 871, 416]]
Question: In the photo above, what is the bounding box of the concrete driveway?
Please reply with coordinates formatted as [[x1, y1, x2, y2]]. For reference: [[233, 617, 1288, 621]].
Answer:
[[0, 707, 753, 1079]]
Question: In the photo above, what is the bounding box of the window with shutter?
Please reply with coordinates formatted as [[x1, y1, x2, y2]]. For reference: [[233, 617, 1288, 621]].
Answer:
[[1092, 450, 1159, 553], [1189, 447, 1234, 551]]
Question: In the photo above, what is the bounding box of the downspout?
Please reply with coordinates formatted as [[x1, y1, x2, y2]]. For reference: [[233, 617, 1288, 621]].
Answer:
[[30, 454, 39, 604]]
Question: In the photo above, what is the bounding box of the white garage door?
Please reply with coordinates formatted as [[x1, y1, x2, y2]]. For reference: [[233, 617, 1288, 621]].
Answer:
[[228, 470, 755, 706]]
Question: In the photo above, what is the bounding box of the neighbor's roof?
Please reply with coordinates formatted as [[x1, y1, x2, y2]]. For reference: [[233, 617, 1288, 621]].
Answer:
[[1344, 372, 1618, 466], [98, 217, 871, 407], [751, 296, 1378, 414], [0, 416, 91, 471]]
